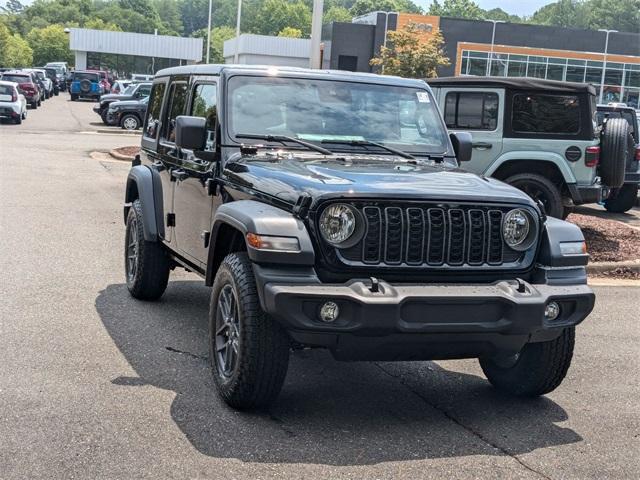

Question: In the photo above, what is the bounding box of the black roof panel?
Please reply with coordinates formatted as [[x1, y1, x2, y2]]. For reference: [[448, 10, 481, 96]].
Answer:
[[428, 76, 597, 95]]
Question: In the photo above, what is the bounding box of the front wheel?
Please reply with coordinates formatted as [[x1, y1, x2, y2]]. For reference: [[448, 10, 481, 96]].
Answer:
[[504, 172, 564, 218], [210, 252, 290, 410], [480, 327, 575, 397], [70, 94, 77, 101], [604, 184, 638, 213], [125, 199, 170, 300], [121, 113, 140, 131]]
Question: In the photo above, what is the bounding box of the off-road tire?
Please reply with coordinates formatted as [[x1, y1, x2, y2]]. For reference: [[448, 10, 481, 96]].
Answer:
[[600, 118, 629, 188], [504, 172, 564, 218], [70, 94, 77, 101], [125, 199, 170, 300], [100, 108, 111, 125], [209, 252, 290, 410], [604, 184, 639, 213], [480, 327, 575, 397]]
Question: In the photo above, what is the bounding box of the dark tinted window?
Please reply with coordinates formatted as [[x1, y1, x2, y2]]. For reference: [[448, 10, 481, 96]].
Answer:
[[73, 72, 99, 82], [191, 83, 217, 151], [144, 82, 166, 139], [1, 74, 29, 83], [512, 94, 580, 134], [162, 82, 188, 143], [0, 85, 15, 96], [137, 84, 152, 97], [444, 92, 498, 130]]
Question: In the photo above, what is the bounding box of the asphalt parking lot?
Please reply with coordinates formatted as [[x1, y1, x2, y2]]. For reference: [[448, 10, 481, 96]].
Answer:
[[0, 95, 639, 479]]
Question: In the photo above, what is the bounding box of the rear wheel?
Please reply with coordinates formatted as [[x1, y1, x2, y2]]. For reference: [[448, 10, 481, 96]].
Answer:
[[604, 184, 638, 213], [37, 97, 42, 106], [480, 327, 575, 397], [504, 172, 564, 218], [125, 199, 170, 300], [30, 100, 37, 109], [14, 114, 22, 125], [210, 252, 290, 410], [70, 94, 77, 101]]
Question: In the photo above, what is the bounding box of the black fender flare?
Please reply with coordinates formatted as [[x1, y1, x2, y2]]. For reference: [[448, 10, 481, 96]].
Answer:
[[205, 200, 315, 285], [538, 217, 588, 267], [124, 165, 164, 242]]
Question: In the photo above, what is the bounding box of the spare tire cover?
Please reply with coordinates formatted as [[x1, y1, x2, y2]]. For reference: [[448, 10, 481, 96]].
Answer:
[[599, 118, 629, 188], [80, 79, 92, 93]]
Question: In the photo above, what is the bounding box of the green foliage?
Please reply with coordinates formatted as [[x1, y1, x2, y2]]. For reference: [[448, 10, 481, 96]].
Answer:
[[278, 26, 303, 38], [193, 25, 236, 63], [26, 24, 73, 65], [428, 0, 484, 19], [323, 5, 352, 23], [84, 18, 122, 31], [531, 0, 640, 33], [484, 8, 521, 23], [0, 0, 25, 14], [3, 31, 33, 67], [349, 0, 422, 17], [370, 24, 449, 78], [253, 0, 312, 37]]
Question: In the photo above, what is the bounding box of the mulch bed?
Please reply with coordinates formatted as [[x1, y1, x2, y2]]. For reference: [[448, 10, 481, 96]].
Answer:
[[114, 146, 141, 157], [566, 213, 640, 263]]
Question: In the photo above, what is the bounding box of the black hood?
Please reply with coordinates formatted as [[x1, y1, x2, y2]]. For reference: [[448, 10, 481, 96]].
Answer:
[[100, 93, 135, 103], [223, 152, 537, 208]]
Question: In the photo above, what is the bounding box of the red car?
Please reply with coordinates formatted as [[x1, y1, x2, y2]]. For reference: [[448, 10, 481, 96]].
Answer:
[[87, 69, 111, 93]]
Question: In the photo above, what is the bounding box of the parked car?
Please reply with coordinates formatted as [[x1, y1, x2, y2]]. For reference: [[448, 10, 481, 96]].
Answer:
[[111, 80, 132, 94], [38, 67, 61, 95], [595, 104, 640, 212], [0, 80, 28, 124], [25, 69, 53, 99], [131, 73, 154, 82], [45, 62, 68, 91], [94, 82, 152, 124], [0, 71, 40, 109], [88, 70, 111, 93], [26, 70, 47, 102], [69, 71, 103, 101], [109, 96, 148, 130], [123, 65, 595, 410], [429, 77, 633, 218]]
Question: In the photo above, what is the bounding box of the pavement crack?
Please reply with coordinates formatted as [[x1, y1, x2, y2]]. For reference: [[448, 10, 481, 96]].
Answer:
[[165, 346, 208, 361], [373, 362, 552, 480]]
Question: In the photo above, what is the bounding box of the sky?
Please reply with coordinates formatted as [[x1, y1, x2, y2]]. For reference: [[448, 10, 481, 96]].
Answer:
[[2, 0, 556, 18]]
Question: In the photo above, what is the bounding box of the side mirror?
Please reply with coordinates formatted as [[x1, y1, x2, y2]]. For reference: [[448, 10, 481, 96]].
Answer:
[[175, 115, 207, 151], [450, 132, 472, 163]]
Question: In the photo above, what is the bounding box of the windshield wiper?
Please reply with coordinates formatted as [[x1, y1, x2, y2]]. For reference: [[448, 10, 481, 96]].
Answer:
[[320, 139, 415, 159], [236, 134, 333, 156]]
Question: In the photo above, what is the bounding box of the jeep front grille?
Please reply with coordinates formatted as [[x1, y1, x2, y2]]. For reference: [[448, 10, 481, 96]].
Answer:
[[328, 202, 534, 270]]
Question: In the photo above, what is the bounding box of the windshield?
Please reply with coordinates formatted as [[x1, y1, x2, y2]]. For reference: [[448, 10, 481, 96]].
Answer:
[[227, 76, 448, 155], [123, 85, 136, 95], [34, 71, 45, 80], [74, 72, 99, 82]]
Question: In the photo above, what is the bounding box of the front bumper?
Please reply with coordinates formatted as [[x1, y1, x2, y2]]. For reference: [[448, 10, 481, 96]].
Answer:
[[92, 104, 102, 114], [260, 275, 594, 360]]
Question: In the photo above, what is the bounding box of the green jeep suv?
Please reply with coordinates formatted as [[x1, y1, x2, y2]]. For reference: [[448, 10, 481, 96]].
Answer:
[[429, 77, 636, 218]]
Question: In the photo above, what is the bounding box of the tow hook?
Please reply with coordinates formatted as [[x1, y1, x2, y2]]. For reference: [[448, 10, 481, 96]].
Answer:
[[369, 277, 380, 293]]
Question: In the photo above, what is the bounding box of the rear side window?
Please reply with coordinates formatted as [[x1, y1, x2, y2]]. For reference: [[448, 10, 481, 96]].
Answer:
[[144, 83, 166, 139], [0, 84, 15, 98], [444, 92, 498, 130], [512, 94, 580, 134], [162, 82, 188, 143], [191, 83, 217, 150]]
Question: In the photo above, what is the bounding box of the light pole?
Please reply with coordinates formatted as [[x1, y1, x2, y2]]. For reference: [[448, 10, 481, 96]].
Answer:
[[234, 0, 243, 64], [598, 29, 617, 104], [486, 20, 505, 76], [206, 0, 213, 63], [309, 0, 324, 69]]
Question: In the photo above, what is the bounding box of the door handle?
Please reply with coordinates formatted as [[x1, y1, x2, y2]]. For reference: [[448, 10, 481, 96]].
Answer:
[[472, 142, 493, 150], [171, 169, 188, 181], [152, 160, 163, 168]]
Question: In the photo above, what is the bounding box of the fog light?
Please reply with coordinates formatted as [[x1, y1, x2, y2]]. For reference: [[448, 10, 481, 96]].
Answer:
[[319, 302, 339, 323], [544, 302, 560, 320]]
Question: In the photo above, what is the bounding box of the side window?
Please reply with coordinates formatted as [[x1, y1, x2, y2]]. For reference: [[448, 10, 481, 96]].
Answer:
[[138, 84, 151, 98], [444, 92, 498, 130], [143, 82, 166, 139], [190, 83, 217, 151], [162, 82, 188, 143], [512, 94, 580, 134]]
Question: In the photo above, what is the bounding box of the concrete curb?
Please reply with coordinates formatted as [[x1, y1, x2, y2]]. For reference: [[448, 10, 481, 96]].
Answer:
[[587, 259, 640, 274], [109, 149, 135, 161], [96, 128, 141, 136]]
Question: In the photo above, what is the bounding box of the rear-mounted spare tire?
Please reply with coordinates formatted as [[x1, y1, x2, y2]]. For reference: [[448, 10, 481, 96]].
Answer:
[[599, 118, 630, 188], [80, 79, 92, 94]]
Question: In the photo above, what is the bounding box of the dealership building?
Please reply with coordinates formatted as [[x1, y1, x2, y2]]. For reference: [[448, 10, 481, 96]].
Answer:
[[321, 12, 640, 107]]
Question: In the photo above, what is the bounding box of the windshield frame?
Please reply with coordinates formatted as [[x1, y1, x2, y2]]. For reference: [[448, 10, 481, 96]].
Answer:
[[224, 73, 451, 157]]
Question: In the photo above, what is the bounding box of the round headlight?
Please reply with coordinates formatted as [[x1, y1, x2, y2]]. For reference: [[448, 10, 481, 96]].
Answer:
[[319, 203, 357, 245], [502, 209, 536, 251]]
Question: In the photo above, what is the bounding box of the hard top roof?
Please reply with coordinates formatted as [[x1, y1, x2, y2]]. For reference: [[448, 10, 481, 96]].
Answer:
[[428, 76, 596, 95], [155, 64, 428, 88]]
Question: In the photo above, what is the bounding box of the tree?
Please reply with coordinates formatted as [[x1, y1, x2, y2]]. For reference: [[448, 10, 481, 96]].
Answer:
[[484, 8, 521, 23], [152, 0, 184, 34], [253, 0, 311, 37], [3, 32, 33, 67], [193, 25, 236, 63], [323, 5, 352, 23], [0, 23, 12, 66], [584, 0, 640, 33], [350, 0, 421, 17], [428, 0, 484, 20], [84, 18, 122, 31], [278, 26, 303, 38], [26, 24, 73, 65], [529, 0, 587, 29], [370, 24, 449, 78], [0, 0, 25, 14]]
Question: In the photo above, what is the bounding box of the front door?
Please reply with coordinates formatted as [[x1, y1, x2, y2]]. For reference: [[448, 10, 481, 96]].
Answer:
[[439, 87, 504, 174], [173, 81, 220, 268]]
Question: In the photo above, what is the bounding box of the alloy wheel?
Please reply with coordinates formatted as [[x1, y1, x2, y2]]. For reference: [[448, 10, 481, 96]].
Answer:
[[215, 284, 240, 378], [126, 217, 139, 283], [123, 117, 138, 130]]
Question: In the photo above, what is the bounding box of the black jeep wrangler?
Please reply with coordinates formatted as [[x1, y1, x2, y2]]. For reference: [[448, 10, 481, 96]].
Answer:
[[124, 65, 595, 410]]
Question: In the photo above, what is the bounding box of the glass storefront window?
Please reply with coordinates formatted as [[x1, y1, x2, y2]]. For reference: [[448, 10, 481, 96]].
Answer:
[[566, 65, 585, 82], [489, 54, 507, 76], [547, 64, 565, 81], [527, 62, 547, 79], [585, 66, 602, 83], [468, 57, 488, 76], [508, 61, 527, 77]]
